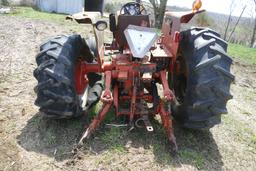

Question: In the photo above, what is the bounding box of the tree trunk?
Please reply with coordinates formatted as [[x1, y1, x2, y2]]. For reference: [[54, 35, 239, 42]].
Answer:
[[155, 0, 167, 28], [149, 0, 168, 28], [250, 0, 256, 47], [250, 17, 256, 47], [227, 6, 246, 42], [224, 12, 232, 40]]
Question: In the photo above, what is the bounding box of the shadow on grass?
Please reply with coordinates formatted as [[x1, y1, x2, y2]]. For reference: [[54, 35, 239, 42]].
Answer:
[[17, 111, 223, 170], [17, 112, 88, 161]]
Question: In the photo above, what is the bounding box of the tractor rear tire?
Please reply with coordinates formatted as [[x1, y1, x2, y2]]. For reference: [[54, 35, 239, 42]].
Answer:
[[34, 35, 102, 119], [172, 27, 235, 130]]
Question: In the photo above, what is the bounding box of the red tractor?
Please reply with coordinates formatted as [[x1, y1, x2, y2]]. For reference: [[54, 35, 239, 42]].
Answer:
[[33, 1, 234, 152]]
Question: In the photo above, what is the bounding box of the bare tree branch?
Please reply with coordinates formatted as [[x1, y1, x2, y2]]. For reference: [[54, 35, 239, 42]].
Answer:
[[228, 6, 247, 42], [250, 0, 256, 47], [224, 0, 236, 40]]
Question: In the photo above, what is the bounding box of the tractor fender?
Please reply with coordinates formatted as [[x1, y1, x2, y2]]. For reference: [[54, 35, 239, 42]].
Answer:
[[66, 11, 105, 62], [164, 10, 205, 24], [66, 11, 101, 24], [161, 10, 205, 59]]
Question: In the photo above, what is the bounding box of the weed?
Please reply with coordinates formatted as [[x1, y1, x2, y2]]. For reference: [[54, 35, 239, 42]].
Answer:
[[101, 127, 126, 152], [153, 141, 171, 165], [110, 144, 126, 153]]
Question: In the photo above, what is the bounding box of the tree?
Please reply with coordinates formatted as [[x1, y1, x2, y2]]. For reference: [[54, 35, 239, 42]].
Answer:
[[0, 0, 9, 6], [224, 0, 236, 40], [149, 0, 168, 28], [250, 0, 256, 47], [227, 6, 247, 42], [196, 13, 213, 27]]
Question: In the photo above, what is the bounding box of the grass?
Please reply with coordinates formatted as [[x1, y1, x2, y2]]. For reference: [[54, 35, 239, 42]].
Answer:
[[179, 149, 205, 169], [89, 102, 116, 123], [9, 7, 66, 22], [222, 115, 256, 150], [7, 7, 256, 66], [228, 43, 256, 65], [6, 7, 93, 37], [4, 5, 256, 169], [101, 127, 127, 152]]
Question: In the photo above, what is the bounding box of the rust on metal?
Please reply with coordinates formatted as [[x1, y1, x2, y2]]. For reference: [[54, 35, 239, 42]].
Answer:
[[74, 2, 206, 153]]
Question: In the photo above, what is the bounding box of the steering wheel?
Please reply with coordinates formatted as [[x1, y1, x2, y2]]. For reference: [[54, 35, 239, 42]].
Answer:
[[120, 2, 147, 15]]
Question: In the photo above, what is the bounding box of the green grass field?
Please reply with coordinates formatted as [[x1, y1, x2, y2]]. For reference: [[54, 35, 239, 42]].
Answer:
[[9, 7, 66, 22], [228, 43, 256, 65]]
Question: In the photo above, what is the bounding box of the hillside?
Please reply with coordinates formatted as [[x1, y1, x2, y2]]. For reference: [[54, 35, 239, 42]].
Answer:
[[168, 5, 254, 45]]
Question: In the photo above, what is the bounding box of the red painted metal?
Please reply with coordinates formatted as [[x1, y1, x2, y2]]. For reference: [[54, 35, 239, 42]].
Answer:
[[119, 95, 153, 102], [158, 101, 178, 152], [78, 103, 113, 145], [113, 85, 119, 112], [101, 71, 113, 103], [74, 5, 204, 152], [174, 31, 180, 43], [75, 60, 88, 94], [159, 70, 175, 101]]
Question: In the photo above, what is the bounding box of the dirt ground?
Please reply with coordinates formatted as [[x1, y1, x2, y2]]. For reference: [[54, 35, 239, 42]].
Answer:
[[0, 15, 256, 171]]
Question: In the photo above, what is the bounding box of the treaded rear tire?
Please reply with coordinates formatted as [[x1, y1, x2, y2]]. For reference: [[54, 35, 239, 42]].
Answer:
[[172, 27, 235, 130], [34, 35, 102, 119]]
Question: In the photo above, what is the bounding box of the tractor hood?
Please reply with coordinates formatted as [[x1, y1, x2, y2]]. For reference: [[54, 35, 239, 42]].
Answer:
[[66, 12, 101, 24], [124, 25, 158, 58]]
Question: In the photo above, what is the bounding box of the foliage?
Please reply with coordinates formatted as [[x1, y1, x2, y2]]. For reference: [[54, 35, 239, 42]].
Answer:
[[104, 3, 114, 13], [195, 13, 214, 27], [0, 0, 9, 6], [104, 2, 123, 14]]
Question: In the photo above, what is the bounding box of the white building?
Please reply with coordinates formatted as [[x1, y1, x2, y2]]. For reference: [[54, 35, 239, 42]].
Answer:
[[36, 0, 84, 14], [35, 0, 105, 15]]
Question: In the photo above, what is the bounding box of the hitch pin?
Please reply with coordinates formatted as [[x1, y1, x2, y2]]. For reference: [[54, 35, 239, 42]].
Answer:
[[135, 116, 154, 132]]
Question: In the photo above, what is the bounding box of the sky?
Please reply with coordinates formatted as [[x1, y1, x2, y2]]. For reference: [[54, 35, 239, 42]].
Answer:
[[166, 0, 254, 17]]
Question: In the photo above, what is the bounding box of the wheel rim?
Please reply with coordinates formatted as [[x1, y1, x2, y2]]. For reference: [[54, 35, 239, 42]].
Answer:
[[75, 60, 90, 111], [79, 85, 89, 110], [173, 55, 188, 104]]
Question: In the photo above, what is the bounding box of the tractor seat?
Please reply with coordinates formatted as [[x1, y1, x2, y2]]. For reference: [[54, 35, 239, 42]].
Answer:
[[116, 15, 150, 48]]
